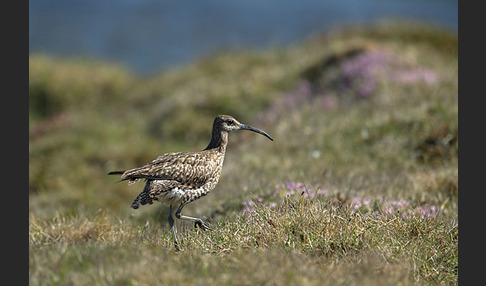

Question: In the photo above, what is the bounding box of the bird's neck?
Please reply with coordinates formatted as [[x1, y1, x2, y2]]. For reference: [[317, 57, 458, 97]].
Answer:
[[204, 129, 228, 153]]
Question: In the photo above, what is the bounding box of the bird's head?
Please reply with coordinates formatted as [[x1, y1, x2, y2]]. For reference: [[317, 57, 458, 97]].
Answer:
[[215, 115, 273, 141]]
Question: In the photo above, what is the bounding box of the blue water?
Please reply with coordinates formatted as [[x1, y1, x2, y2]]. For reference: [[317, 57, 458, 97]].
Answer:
[[29, 0, 457, 75]]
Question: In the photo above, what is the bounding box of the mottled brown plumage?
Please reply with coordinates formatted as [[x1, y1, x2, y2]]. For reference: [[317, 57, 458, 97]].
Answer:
[[108, 115, 273, 250]]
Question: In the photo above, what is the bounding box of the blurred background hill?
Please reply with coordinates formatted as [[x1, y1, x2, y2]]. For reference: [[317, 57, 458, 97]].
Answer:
[[29, 0, 458, 219]]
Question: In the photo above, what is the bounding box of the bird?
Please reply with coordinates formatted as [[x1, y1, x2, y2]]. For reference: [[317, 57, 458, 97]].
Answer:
[[108, 115, 273, 250]]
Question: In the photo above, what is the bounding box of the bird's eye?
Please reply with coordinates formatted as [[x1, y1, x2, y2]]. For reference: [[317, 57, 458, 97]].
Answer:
[[226, 120, 234, 125]]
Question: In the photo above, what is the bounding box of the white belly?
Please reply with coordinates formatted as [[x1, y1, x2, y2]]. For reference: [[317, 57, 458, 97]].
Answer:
[[154, 186, 186, 205]]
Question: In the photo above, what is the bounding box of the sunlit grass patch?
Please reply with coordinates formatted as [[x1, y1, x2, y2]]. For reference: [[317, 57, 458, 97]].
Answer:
[[29, 212, 135, 246], [29, 193, 457, 285]]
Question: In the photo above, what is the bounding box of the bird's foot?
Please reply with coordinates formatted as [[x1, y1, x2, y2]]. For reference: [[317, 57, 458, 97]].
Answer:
[[194, 220, 212, 231], [173, 241, 181, 252]]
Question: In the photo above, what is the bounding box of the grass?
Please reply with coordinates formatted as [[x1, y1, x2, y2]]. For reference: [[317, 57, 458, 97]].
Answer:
[[30, 199, 457, 285], [29, 21, 458, 285]]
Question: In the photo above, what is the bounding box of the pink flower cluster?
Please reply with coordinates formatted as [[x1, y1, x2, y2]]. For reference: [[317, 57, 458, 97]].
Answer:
[[241, 181, 446, 221], [349, 196, 444, 220], [340, 50, 438, 98]]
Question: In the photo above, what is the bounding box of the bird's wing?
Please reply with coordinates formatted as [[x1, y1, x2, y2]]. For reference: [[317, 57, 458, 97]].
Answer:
[[120, 151, 222, 186]]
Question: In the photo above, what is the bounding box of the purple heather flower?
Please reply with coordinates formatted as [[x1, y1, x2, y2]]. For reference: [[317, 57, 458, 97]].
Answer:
[[389, 200, 410, 208], [390, 68, 438, 85], [242, 199, 254, 208], [301, 190, 315, 199], [297, 80, 312, 96], [384, 207, 393, 215], [414, 205, 442, 219], [316, 189, 328, 196], [285, 182, 296, 190], [341, 51, 388, 78]]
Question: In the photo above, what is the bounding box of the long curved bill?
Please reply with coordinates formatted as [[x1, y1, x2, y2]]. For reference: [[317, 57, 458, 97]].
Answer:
[[239, 124, 274, 141]]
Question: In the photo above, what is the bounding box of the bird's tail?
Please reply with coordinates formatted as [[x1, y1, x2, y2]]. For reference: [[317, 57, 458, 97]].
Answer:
[[107, 170, 125, 175], [107, 170, 127, 183], [107, 170, 140, 184]]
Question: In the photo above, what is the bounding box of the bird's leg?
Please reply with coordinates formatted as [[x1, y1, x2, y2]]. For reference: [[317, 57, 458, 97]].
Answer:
[[168, 205, 180, 251], [175, 204, 212, 231]]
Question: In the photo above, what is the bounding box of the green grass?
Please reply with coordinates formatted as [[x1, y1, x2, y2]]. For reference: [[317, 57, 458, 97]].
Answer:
[[30, 198, 457, 285], [29, 21, 457, 285]]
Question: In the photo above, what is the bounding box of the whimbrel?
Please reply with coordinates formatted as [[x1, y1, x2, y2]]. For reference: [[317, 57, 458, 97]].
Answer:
[[108, 115, 273, 250]]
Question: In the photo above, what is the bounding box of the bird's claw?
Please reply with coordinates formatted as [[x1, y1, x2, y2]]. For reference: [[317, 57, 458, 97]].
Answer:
[[194, 220, 212, 231]]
